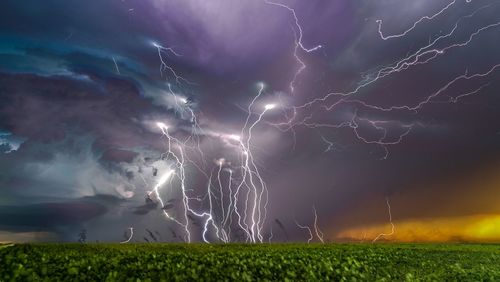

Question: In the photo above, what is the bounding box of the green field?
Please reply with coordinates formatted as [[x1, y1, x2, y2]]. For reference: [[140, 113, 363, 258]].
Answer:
[[0, 243, 499, 281]]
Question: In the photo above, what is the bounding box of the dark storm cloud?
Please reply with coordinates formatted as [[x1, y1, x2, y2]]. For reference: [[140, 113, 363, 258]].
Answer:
[[101, 149, 139, 164], [0, 194, 123, 233], [0, 70, 166, 149], [0, 36, 177, 239], [133, 195, 159, 216], [132, 0, 355, 72], [0, 0, 500, 242]]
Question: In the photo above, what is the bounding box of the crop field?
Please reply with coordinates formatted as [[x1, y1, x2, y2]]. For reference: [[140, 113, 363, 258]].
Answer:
[[0, 243, 499, 281]]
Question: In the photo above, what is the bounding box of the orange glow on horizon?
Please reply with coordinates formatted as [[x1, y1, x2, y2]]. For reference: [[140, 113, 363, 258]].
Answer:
[[336, 214, 500, 242]]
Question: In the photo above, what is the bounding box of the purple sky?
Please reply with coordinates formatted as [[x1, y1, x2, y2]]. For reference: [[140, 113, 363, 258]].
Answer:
[[0, 0, 500, 243]]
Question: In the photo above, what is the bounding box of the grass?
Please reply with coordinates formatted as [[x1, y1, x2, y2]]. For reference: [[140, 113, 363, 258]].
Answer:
[[0, 243, 499, 281]]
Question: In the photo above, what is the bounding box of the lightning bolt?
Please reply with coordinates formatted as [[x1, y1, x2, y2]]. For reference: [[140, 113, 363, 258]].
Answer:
[[112, 56, 121, 75], [255, 1, 500, 240], [376, 0, 460, 40], [120, 227, 134, 244], [294, 206, 325, 243], [134, 0, 499, 244], [268, 226, 274, 243], [271, 1, 500, 160], [372, 197, 395, 243], [349, 63, 500, 112], [263, 0, 322, 93], [152, 41, 194, 85], [294, 219, 314, 243], [144, 81, 277, 243], [319, 134, 344, 153], [313, 206, 325, 243]]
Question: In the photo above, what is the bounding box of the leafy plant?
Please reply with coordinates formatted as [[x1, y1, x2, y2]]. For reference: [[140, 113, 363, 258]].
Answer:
[[0, 243, 498, 281]]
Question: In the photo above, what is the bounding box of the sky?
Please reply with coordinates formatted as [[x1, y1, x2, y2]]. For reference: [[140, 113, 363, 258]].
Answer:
[[0, 0, 499, 243]]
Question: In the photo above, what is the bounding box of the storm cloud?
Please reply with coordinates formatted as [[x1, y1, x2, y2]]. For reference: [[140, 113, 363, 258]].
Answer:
[[1, 0, 500, 242]]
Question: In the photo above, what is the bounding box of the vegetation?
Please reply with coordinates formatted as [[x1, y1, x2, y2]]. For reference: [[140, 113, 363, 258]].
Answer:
[[0, 243, 499, 281]]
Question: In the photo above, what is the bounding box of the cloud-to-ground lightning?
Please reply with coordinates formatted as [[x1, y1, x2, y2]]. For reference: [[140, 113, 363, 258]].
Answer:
[[372, 198, 395, 243], [294, 219, 314, 243], [295, 206, 325, 243], [1, 0, 500, 249], [140, 79, 277, 243], [313, 206, 325, 243], [136, 0, 499, 244], [120, 227, 134, 244]]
